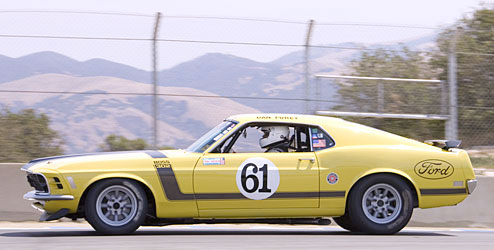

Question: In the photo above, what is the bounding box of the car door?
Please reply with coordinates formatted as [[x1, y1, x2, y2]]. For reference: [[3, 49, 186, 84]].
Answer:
[[193, 124, 320, 210]]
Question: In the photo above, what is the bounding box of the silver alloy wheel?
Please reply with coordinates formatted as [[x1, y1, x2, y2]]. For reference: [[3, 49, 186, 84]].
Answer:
[[362, 183, 402, 224], [95, 185, 138, 227]]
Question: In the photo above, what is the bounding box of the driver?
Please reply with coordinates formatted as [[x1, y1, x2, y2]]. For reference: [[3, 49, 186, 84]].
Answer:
[[259, 126, 290, 152]]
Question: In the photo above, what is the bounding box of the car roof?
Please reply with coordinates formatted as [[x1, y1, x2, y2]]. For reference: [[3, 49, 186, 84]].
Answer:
[[226, 113, 436, 150], [227, 113, 345, 125]]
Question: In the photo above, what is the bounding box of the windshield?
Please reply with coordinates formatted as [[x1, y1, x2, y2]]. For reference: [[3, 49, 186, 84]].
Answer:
[[186, 121, 237, 153]]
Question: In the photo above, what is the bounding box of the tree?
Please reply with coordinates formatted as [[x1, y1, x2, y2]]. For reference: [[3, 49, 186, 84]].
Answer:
[[99, 135, 175, 151], [0, 108, 63, 162], [335, 47, 444, 141], [432, 5, 494, 146], [99, 134, 149, 152]]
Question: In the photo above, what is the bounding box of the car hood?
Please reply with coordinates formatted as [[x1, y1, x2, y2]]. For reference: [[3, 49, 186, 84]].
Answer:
[[21, 150, 188, 172]]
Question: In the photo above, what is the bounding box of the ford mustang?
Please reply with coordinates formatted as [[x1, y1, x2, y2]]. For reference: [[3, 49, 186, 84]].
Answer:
[[22, 114, 477, 234]]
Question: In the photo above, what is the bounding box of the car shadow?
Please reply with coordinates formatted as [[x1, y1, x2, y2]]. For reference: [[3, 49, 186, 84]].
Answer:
[[0, 229, 452, 237]]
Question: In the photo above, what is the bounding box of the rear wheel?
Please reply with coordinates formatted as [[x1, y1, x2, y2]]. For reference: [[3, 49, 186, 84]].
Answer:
[[346, 174, 414, 234], [85, 179, 148, 235]]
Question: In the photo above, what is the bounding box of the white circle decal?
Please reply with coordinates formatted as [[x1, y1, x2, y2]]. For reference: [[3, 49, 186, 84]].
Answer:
[[236, 157, 280, 200]]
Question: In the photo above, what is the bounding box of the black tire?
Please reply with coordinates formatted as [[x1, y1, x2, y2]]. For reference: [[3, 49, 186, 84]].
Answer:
[[333, 215, 358, 232], [346, 174, 414, 234], [85, 178, 148, 235]]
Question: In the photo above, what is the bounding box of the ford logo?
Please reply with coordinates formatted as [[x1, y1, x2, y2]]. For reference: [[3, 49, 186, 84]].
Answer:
[[414, 159, 454, 180]]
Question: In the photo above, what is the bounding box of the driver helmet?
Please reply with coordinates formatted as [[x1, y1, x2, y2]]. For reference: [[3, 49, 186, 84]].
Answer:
[[259, 126, 289, 148]]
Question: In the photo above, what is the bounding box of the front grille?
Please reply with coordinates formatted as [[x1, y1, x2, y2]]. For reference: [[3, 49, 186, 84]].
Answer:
[[53, 177, 63, 189], [26, 173, 49, 193]]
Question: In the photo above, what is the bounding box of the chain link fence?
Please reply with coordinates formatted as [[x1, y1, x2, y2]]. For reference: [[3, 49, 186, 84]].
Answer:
[[0, 10, 493, 160]]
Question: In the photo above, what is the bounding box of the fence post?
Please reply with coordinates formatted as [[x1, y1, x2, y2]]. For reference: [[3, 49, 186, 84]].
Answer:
[[315, 76, 321, 111], [304, 20, 314, 114], [152, 12, 161, 149], [446, 28, 458, 140], [377, 81, 384, 113], [440, 80, 447, 115]]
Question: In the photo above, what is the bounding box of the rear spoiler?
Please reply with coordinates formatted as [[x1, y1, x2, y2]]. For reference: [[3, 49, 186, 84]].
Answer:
[[424, 140, 461, 150]]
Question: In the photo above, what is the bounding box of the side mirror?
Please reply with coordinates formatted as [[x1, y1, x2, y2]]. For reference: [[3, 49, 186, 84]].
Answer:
[[242, 129, 247, 138]]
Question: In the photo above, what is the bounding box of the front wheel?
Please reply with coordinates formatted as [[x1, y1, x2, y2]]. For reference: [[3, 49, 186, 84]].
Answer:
[[346, 174, 414, 234], [85, 179, 148, 235]]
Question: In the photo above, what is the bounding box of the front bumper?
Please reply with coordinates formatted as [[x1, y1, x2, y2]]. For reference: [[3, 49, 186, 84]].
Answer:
[[23, 191, 74, 201], [466, 179, 478, 194]]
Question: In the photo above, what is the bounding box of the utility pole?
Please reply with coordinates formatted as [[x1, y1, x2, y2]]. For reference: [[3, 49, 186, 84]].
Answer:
[[304, 20, 314, 114], [152, 12, 161, 149], [447, 28, 459, 140]]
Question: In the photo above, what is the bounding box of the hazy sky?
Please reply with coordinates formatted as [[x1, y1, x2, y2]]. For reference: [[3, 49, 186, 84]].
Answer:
[[0, 0, 488, 70]]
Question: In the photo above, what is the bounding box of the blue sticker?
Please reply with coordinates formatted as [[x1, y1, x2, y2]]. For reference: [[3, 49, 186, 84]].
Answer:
[[327, 173, 338, 184], [203, 157, 225, 165]]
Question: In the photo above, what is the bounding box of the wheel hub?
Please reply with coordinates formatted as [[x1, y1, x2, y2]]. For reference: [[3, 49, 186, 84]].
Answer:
[[362, 183, 402, 224], [95, 185, 138, 227]]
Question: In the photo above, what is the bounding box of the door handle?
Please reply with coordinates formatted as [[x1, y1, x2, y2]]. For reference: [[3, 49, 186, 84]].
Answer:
[[298, 158, 315, 163]]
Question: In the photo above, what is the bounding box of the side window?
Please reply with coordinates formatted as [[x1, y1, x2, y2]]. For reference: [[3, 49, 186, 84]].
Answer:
[[310, 127, 335, 151], [230, 126, 265, 153], [213, 124, 325, 153]]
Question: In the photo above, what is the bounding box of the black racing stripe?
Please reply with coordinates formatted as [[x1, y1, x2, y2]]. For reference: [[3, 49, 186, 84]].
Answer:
[[420, 188, 467, 195], [144, 150, 167, 158], [195, 193, 245, 200], [155, 167, 346, 201], [155, 167, 195, 200], [27, 150, 165, 164], [320, 191, 346, 197], [28, 153, 102, 164], [24, 152, 132, 170], [23, 150, 167, 171]]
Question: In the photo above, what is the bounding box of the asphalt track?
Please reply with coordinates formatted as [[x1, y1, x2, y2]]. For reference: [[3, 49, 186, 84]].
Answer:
[[0, 224, 493, 250]]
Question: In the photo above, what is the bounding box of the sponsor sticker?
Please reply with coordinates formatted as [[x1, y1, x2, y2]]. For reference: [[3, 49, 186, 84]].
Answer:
[[203, 157, 225, 165], [327, 172, 338, 184], [213, 134, 223, 141], [312, 133, 325, 139]]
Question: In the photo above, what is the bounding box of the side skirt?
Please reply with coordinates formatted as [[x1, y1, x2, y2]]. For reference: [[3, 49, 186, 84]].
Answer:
[[143, 217, 331, 226]]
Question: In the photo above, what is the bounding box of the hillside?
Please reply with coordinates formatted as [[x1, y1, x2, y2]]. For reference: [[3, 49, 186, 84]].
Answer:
[[0, 74, 259, 153]]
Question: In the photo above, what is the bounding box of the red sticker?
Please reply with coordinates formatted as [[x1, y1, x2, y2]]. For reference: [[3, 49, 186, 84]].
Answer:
[[327, 173, 338, 184]]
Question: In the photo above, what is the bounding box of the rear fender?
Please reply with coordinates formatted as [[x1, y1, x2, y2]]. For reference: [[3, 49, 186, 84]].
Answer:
[[347, 168, 421, 208]]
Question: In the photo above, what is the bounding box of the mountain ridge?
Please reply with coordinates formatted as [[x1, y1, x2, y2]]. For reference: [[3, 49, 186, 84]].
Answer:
[[0, 73, 259, 153]]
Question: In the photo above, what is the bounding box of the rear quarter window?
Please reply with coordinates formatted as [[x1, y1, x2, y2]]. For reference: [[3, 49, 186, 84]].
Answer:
[[310, 127, 335, 151]]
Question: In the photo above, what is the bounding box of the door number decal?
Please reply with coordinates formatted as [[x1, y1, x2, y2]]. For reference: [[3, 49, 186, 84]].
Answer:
[[236, 157, 280, 200]]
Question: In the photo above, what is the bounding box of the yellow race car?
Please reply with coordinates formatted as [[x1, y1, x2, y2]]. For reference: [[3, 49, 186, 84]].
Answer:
[[22, 114, 477, 234]]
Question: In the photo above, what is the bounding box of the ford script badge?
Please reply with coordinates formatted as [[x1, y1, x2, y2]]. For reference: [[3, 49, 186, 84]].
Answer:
[[414, 159, 454, 180]]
